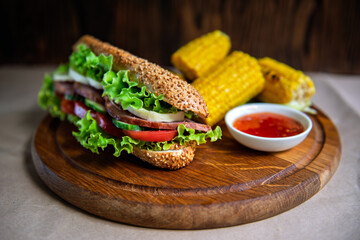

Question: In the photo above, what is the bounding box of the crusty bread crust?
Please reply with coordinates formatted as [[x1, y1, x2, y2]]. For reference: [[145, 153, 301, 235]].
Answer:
[[73, 35, 209, 118], [132, 141, 196, 170]]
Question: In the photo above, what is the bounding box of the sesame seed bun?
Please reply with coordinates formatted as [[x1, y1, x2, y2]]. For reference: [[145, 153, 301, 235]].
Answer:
[[132, 141, 196, 170]]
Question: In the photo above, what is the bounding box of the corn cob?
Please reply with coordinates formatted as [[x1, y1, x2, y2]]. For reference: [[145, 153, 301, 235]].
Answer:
[[171, 30, 231, 80], [192, 51, 265, 126], [257, 57, 315, 111]]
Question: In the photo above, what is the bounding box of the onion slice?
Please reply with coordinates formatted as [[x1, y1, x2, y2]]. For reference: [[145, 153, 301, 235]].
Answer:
[[69, 68, 88, 85], [86, 76, 103, 89], [53, 73, 73, 82]]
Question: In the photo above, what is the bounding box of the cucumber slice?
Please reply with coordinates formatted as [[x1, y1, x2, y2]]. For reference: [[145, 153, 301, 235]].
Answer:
[[64, 94, 83, 101], [84, 99, 106, 114], [112, 119, 143, 131]]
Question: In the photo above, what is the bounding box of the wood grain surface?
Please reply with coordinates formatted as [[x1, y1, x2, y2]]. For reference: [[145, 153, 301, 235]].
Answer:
[[2, 0, 360, 74], [31, 107, 341, 229]]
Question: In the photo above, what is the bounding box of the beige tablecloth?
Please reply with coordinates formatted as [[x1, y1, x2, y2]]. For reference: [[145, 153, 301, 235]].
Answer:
[[0, 66, 359, 240]]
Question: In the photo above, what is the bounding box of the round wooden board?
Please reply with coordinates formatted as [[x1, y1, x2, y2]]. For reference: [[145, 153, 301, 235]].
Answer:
[[31, 107, 341, 229]]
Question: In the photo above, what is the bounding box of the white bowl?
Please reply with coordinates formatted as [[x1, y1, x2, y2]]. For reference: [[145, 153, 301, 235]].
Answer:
[[225, 103, 313, 152]]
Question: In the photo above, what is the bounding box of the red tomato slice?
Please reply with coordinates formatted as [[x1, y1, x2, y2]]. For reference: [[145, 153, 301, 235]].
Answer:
[[122, 129, 177, 142], [96, 112, 124, 138], [61, 98, 75, 115]]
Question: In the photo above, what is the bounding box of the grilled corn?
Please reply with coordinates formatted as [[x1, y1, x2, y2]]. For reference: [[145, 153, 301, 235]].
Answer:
[[257, 57, 315, 112], [171, 30, 231, 80], [192, 51, 265, 126]]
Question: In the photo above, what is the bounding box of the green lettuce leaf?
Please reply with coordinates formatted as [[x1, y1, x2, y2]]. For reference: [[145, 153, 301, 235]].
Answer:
[[67, 114, 80, 124], [102, 70, 178, 113], [86, 52, 113, 82], [73, 111, 140, 157], [56, 63, 69, 74], [72, 111, 222, 156], [69, 44, 91, 75], [69, 44, 113, 82], [174, 124, 222, 145], [38, 74, 65, 120], [184, 111, 194, 119]]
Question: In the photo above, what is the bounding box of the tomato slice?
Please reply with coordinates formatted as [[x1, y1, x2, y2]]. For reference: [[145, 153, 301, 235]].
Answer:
[[96, 112, 124, 138], [61, 98, 75, 115], [122, 129, 177, 142]]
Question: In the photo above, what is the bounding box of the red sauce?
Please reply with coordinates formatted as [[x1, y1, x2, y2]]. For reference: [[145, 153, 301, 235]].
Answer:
[[233, 112, 304, 138]]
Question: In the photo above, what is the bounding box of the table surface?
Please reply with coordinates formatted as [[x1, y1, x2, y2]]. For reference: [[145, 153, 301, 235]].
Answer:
[[0, 66, 359, 240]]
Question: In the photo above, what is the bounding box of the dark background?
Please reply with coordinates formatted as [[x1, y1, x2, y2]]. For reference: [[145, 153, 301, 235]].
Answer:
[[1, 0, 359, 74]]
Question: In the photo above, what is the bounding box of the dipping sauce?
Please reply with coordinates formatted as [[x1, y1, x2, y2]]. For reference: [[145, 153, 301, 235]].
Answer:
[[233, 112, 304, 138]]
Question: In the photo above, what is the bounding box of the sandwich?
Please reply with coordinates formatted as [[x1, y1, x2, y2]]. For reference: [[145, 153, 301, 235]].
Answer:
[[38, 35, 222, 170]]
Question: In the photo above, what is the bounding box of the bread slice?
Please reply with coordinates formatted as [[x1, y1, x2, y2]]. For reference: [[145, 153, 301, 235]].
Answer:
[[132, 141, 197, 170], [73, 35, 209, 119]]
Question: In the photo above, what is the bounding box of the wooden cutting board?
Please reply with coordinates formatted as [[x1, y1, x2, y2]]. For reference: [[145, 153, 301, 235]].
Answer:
[[31, 107, 341, 229]]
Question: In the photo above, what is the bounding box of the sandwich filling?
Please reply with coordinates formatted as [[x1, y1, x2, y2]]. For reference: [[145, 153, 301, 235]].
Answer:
[[39, 44, 221, 156]]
